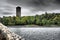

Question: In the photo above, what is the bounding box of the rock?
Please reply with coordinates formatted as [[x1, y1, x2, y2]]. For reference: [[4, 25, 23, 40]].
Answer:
[[0, 23, 25, 40]]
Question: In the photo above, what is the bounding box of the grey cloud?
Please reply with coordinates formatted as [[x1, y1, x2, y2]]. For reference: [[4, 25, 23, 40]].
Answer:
[[2, 12, 13, 15], [0, 0, 60, 17], [7, 0, 53, 6], [4, 6, 15, 11], [55, 0, 60, 4], [0, 0, 16, 17], [6, 0, 60, 11]]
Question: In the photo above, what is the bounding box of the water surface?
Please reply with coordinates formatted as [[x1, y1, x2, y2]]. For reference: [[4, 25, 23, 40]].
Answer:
[[8, 26, 60, 40]]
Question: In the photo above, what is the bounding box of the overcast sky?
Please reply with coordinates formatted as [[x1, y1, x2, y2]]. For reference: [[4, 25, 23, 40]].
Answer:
[[0, 0, 60, 17]]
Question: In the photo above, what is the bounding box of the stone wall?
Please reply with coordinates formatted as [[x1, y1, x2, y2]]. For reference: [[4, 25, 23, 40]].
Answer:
[[0, 23, 25, 40]]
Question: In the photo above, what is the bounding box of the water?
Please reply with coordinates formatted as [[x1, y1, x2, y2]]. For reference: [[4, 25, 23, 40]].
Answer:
[[8, 26, 60, 40]]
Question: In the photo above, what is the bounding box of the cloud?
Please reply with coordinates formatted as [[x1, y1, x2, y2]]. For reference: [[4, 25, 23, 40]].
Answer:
[[7, 0, 60, 11], [0, 0, 16, 17], [0, 0, 60, 17], [55, 0, 60, 4], [2, 12, 13, 15]]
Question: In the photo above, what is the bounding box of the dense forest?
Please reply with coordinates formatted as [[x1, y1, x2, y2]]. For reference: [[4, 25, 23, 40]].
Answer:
[[0, 12, 60, 26]]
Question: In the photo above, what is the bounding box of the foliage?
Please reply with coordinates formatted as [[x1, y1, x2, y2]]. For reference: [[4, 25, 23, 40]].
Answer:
[[0, 13, 60, 26]]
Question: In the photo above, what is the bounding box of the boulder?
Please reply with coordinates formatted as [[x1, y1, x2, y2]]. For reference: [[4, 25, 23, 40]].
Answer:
[[0, 23, 25, 40]]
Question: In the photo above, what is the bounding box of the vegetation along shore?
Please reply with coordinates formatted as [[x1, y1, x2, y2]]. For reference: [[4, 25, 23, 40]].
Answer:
[[0, 12, 60, 27]]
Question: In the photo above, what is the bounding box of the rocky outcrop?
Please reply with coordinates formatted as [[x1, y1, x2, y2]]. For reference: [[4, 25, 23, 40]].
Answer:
[[0, 23, 25, 40]]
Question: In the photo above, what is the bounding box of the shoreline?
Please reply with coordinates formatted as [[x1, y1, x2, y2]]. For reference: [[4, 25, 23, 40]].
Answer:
[[7, 25, 60, 28]]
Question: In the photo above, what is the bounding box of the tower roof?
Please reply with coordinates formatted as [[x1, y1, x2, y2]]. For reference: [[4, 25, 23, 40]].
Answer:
[[16, 6, 21, 8]]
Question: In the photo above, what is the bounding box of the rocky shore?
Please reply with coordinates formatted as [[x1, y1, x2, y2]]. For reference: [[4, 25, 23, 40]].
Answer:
[[0, 23, 25, 40]]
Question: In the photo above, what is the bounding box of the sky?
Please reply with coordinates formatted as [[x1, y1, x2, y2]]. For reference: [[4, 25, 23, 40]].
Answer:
[[0, 0, 60, 17]]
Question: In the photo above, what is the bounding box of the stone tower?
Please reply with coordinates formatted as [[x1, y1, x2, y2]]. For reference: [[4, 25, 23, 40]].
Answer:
[[16, 6, 21, 17]]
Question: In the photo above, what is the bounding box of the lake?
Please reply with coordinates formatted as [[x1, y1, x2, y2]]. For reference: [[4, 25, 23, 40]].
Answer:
[[8, 26, 60, 40]]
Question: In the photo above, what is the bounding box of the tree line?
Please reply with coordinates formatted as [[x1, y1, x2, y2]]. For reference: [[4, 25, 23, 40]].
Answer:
[[0, 12, 60, 26]]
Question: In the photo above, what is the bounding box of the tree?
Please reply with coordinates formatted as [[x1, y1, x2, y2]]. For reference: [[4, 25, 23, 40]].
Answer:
[[15, 16, 21, 25]]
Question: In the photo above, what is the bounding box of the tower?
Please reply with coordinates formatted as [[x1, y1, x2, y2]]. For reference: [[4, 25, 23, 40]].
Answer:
[[16, 6, 21, 17]]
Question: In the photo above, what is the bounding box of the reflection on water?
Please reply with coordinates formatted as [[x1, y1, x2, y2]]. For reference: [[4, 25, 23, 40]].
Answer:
[[9, 27, 60, 40]]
